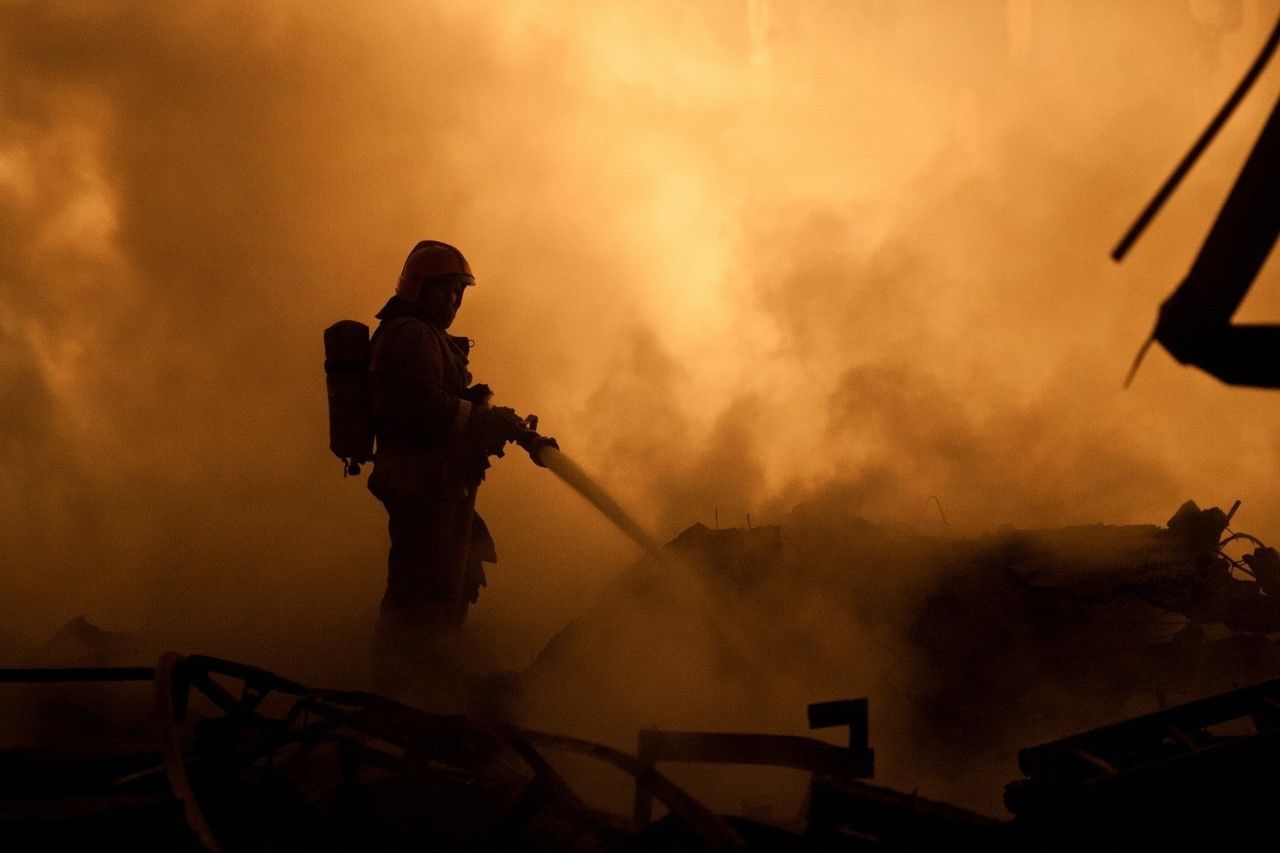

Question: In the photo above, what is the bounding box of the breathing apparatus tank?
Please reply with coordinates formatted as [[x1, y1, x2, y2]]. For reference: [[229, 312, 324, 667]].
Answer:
[[323, 320, 374, 476]]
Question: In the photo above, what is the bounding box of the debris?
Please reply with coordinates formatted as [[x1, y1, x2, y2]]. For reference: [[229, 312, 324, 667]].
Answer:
[[1006, 674, 1280, 850], [7, 652, 1279, 849]]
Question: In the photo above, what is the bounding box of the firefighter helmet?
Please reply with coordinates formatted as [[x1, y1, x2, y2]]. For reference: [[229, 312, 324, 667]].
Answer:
[[395, 240, 474, 302]]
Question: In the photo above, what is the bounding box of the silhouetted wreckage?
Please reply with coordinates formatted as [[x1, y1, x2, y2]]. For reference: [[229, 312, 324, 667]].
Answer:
[[524, 501, 1280, 749], [6, 652, 1280, 849], [980, 500, 1280, 640], [1119, 13, 1280, 388], [1006, 676, 1280, 851], [3, 504, 1279, 849], [2, 654, 741, 850], [0, 654, 876, 850]]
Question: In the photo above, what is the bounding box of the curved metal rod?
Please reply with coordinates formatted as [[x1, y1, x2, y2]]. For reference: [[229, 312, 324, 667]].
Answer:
[[154, 652, 222, 853], [153, 652, 741, 850], [184, 654, 312, 697], [1221, 531, 1268, 551]]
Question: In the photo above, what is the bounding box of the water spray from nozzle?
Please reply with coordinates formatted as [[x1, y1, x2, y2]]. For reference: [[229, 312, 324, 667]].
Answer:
[[529, 444, 663, 558], [508, 415, 662, 557]]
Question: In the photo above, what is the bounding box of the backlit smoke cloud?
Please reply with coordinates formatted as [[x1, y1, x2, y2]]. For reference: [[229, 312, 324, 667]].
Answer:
[[1, 0, 1279, 713]]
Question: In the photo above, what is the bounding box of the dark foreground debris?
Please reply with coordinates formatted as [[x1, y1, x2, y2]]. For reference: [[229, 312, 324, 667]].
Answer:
[[1006, 674, 1280, 851], [3, 501, 1278, 849], [4, 653, 1280, 850]]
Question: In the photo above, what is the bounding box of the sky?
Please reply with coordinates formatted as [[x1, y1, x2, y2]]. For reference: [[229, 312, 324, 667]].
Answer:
[[1, 0, 1279, 691]]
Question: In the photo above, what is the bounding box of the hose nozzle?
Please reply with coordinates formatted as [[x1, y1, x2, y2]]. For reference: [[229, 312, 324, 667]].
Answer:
[[512, 414, 559, 466]]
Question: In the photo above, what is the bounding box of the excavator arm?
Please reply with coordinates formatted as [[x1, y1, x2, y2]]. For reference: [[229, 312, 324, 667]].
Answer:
[[1118, 14, 1280, 388], [1153, 93, 1280, 387]]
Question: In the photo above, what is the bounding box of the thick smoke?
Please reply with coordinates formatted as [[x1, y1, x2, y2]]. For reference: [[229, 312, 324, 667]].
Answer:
[[3, 0, 1280, 814]]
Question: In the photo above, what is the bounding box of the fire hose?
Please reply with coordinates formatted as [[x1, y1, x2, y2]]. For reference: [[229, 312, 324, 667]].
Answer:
[[510, 416, 663, 558]]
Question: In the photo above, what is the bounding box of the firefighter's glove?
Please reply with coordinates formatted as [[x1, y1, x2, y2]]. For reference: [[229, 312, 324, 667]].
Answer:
[[469, 405, 525, 458], [492, 406, 526, 439]]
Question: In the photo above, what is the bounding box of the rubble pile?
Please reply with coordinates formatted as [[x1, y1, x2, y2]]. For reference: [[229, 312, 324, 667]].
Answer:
[[3, 501, 1278, 849], [520, 501, 1280, 807]]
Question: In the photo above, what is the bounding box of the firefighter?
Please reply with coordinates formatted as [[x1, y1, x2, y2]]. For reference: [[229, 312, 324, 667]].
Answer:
[[366, 240, 526, 648]]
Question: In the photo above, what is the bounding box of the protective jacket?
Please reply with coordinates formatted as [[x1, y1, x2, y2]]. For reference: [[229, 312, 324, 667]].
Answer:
[[367, 295, 496, 627]]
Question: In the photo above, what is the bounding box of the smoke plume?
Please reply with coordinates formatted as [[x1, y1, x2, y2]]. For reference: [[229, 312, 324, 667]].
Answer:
[[3, 0, 1280, 814]]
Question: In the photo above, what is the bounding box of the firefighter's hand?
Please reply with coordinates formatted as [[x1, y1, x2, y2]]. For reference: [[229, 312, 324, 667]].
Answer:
[[468, 405, 525, 457], [461, 383, 494, 405], [491, 406, 526, 440]]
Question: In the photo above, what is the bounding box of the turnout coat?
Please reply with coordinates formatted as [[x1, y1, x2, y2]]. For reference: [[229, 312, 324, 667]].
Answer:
[[367, 296, 496, 625]]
